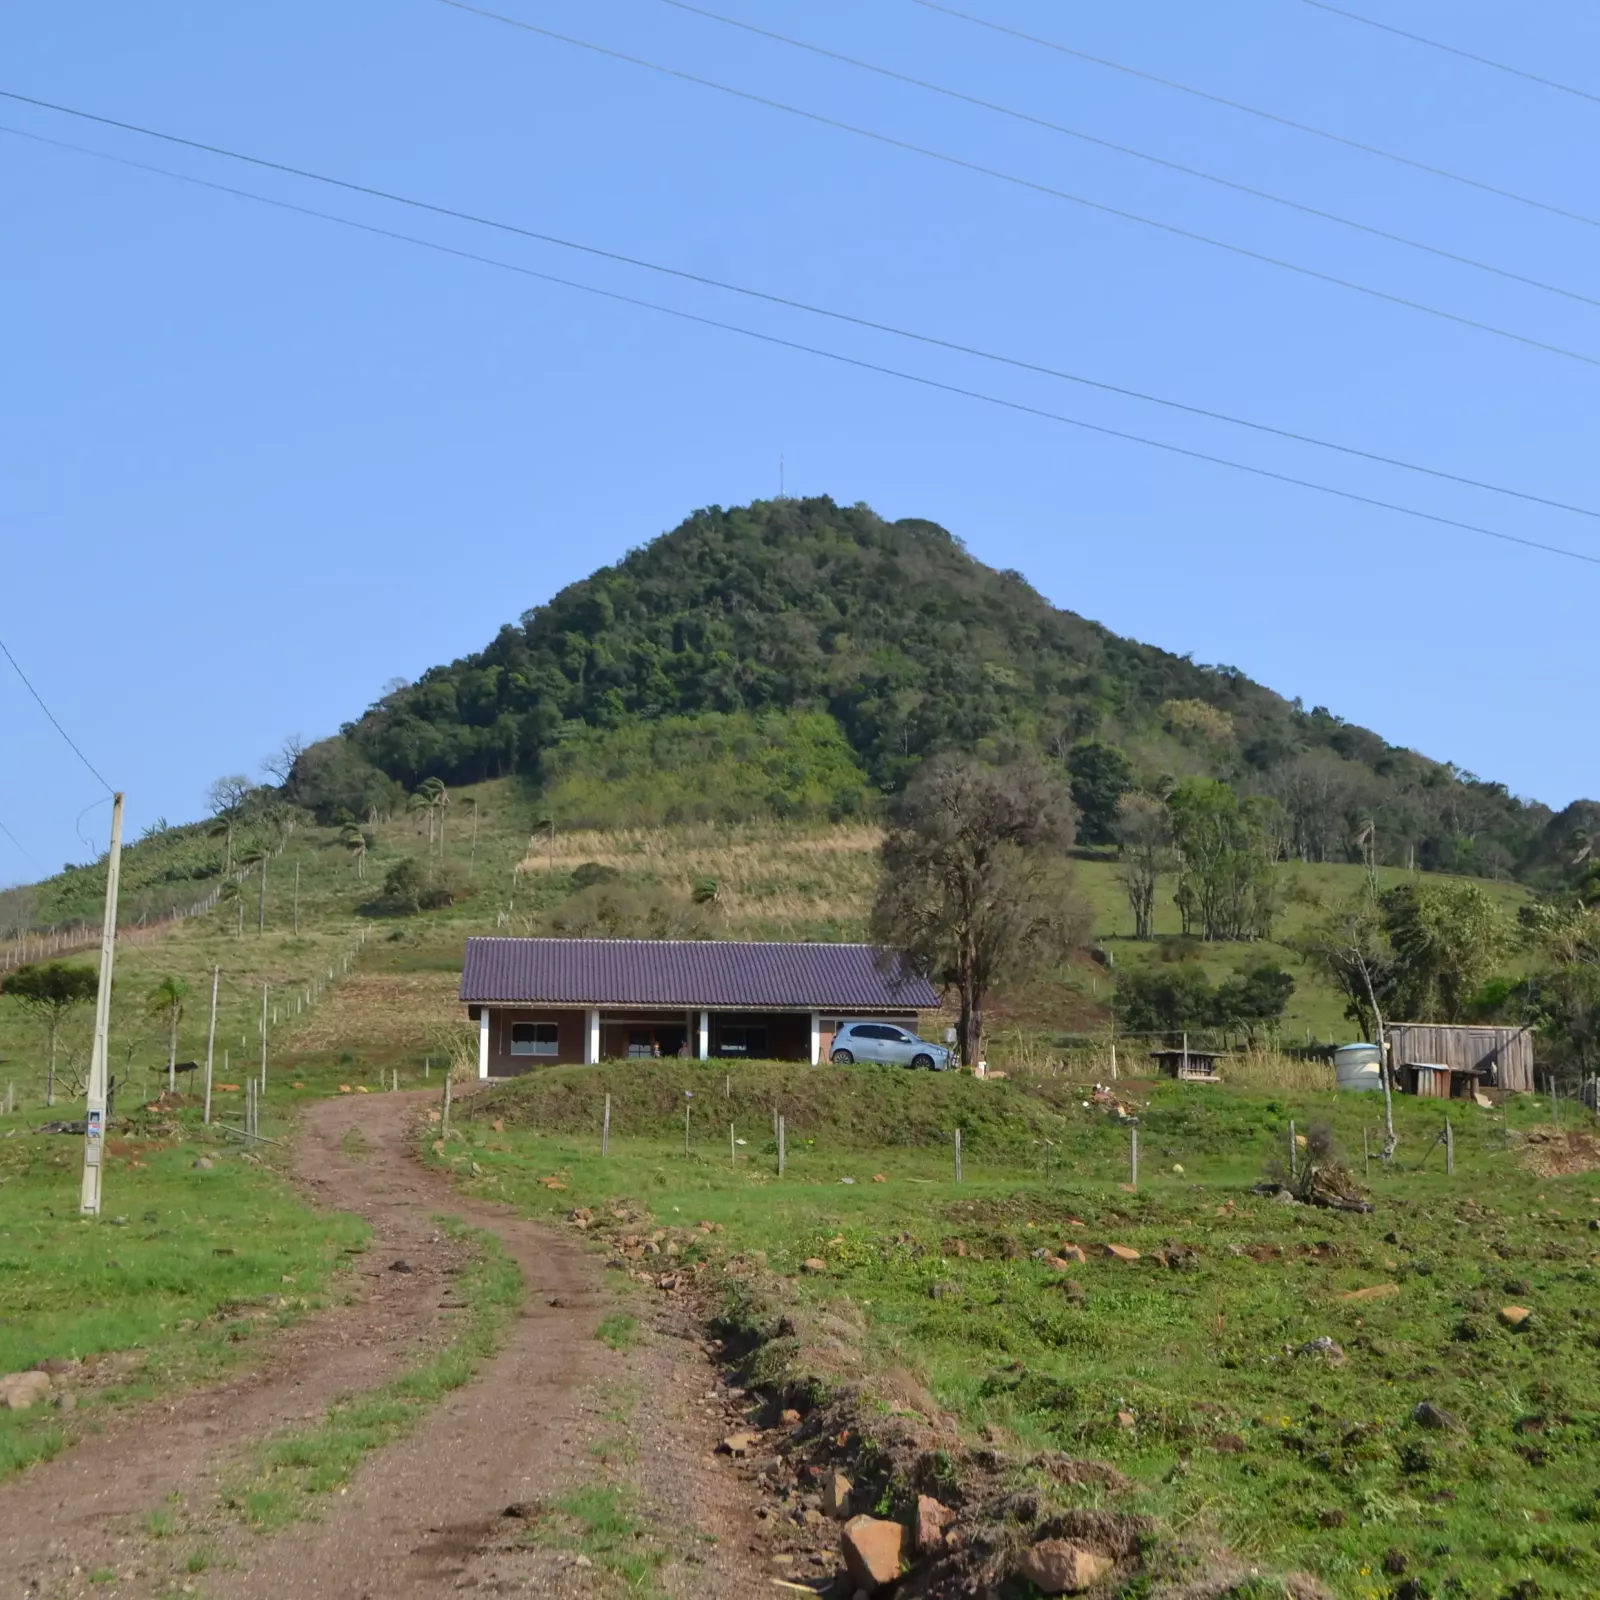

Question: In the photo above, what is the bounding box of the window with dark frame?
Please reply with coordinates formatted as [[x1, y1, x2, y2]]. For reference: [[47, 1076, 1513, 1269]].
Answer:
[[509, 1021, 559, 1057]]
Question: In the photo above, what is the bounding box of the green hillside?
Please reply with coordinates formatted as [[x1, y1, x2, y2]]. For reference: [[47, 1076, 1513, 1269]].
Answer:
[[308, 497, 1579, 884]]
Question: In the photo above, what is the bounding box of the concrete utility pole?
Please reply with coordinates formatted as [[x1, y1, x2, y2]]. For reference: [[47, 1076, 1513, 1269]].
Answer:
[[80, 792, 125, 1216]]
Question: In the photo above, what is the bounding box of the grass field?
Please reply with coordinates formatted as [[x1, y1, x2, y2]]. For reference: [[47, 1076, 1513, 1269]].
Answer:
[[0, 1098, 368, 1479], [438, 1061, 1600, 1599]]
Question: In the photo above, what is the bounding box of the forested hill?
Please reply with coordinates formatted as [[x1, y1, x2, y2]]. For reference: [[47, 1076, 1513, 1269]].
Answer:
[[294, 497, 1576, 881]]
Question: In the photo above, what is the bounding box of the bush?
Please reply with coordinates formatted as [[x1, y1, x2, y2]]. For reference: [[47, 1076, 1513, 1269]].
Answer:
[[363, 856, 458, 917]]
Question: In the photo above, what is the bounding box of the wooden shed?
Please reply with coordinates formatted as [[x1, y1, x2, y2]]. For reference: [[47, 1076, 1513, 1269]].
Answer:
[[1384, 1023, 1533, 1093], [1148, 1047, 1225, 1082], [1398, 1061, 1485, 1100]]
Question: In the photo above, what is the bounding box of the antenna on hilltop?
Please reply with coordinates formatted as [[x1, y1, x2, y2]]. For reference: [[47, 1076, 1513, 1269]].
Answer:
[[779, 452, 785, 499]]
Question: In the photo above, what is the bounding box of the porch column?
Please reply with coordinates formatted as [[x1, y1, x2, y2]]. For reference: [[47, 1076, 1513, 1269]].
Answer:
[[809, 1011, 821, 1066], [698, 1010, 709, 1060], [477, 1006, 490, 1080], [585, 1008, 600, 1065]]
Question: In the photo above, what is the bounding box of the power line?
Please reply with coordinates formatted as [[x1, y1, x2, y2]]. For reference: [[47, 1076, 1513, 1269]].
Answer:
[[6, 130, 1598, 571], [909, 0, 1600, 233], [0, 633, 114, 794], [0, 814, 36, 865], [662, 0, 1600, 311], [8, 118, 1600, 525], [427, 3, 1600, 373], [1302, 0, 1600, 107]]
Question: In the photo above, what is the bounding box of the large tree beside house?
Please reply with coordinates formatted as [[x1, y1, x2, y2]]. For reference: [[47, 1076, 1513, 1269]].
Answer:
[[871, 753, 1088, 1068]]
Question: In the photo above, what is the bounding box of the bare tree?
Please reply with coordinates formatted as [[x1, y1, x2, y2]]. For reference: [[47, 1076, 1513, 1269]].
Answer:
[[871, 754, 1087, 1068], [261, 734, 308, 786], [1111, 792, 1173, 940]]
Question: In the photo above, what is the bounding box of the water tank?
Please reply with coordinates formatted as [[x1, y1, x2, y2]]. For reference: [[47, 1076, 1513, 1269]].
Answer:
[[1334, 1043, 1384, 1092]]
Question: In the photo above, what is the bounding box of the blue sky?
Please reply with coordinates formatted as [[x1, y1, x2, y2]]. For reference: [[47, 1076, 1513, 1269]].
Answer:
[[4, 0, 1597, 883]]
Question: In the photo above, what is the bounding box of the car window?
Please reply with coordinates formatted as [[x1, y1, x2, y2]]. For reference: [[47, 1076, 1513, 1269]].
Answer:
[[854, 1024, 890, 1040]]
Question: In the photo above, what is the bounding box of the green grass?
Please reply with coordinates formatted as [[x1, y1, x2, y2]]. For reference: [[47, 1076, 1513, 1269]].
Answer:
[[440, 1063, 1600, 1599], [0, 1107, 367, 1480], [594, 1312, 638, 1351], [518, 1480, 668, 1593], [220, 1222, 522, 1531]]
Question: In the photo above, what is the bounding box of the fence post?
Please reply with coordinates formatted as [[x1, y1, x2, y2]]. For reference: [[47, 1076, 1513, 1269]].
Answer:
[[1363, 1125, 1371, 1179], [1130, 1124, 1138, 1189], [730, 1122, 736, 1166], [684, 1093, 692, 1157], [1289, 1119, 1298, 1180], [441, 1071, 453, 1140], [1445, 1115, 1454, 1176], [954, 1127, 963, 1184], [778, 1114, 786, 1177], [602, 1092, 611, 1157]]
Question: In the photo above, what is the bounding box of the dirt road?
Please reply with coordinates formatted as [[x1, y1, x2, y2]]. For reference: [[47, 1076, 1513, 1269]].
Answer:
[[0, 1092, 771, 1598]]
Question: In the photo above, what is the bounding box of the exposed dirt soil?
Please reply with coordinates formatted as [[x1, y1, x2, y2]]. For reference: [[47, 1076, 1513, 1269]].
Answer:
[[1518, 1125, 1600, 1176], [0, 1091, 774, 1599]]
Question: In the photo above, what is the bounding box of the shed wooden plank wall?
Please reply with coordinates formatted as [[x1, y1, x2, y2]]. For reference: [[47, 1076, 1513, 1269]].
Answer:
[[1385, 1024, 1533, 1092]]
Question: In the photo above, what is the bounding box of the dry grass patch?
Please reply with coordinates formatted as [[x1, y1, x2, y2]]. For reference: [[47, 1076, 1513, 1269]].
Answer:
[[291, 972, 462, 1052]]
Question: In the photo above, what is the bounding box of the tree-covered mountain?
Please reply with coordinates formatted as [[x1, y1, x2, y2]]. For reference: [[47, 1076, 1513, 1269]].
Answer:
[[294, 497, 1574, 881]]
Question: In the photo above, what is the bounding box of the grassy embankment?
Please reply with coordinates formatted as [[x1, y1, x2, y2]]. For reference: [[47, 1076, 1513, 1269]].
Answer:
[[436, 1060, 1600, 1599]]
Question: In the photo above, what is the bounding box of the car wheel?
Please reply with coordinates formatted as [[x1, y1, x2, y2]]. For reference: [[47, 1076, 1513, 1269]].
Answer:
[[830, 1049, 854, 1065], [911, 1053, 935, 1071]]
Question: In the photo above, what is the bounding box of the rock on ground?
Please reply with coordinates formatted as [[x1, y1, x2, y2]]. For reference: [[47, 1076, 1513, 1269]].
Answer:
[[0, 1372, 51, 1411], [1018, 1538, 1113, 1594], [841, 1515, 905, 1591]]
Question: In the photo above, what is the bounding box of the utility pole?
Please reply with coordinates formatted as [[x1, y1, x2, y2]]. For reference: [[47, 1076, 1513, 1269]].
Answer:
[[260, 982, 269, 1092], [80, 792, 125, 1216], [203, 964, 219, 1125]]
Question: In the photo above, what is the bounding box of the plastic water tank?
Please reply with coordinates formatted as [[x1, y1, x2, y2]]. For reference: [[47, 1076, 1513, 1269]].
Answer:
[[1334, 1043, 1384, 1092]]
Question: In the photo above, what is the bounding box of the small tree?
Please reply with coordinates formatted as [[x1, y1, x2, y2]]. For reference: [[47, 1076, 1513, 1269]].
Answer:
[[207, 774, 254, 874], [1299, 895, 1398, 1158], [147, 975, 189, 1093], [1111, 792, 1173, 940], [1, 961, 98, 1107], [871, 753, 1087, 1068], [341, 823, 370, 880]]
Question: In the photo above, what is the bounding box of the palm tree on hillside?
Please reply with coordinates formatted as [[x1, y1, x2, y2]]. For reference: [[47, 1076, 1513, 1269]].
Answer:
[[341, 824, 369, 880], [147, 975, 189, 1093]]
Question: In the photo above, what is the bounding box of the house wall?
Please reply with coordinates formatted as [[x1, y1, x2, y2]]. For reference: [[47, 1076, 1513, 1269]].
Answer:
[[485, 1007, 588, 1075]]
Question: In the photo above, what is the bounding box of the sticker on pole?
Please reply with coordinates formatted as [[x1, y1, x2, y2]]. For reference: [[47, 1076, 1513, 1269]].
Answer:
[[85, 1107, 104, 1166]]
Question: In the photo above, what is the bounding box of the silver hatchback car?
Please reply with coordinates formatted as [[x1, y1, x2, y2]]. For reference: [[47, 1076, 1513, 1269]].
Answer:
[[829, 1020, 953, 1071]]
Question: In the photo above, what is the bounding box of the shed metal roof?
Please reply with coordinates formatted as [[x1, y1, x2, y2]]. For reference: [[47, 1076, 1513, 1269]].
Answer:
[[459, 937, 939, 1011]]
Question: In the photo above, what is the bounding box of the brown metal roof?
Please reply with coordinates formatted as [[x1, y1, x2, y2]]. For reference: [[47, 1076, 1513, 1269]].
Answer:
[[459, 937, 939, 1011]]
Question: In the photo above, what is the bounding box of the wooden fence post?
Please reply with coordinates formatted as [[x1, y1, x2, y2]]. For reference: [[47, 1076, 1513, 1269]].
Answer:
[[778, 1115, 786, 1177], [1289, 1119, 1298, 1180], [1363, 1125, 1371, 1178], [730, 1122, 736, 1166], [1130, 1125, 1138, 1189], [954, 1128, 963, 1184], [1445, 1115, 1454, 1176], [441, 1071, 453, 1140], [602, 1092, 611, 1157]]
